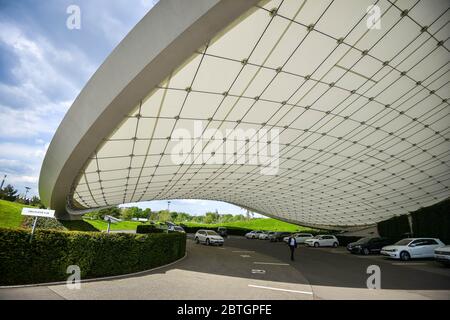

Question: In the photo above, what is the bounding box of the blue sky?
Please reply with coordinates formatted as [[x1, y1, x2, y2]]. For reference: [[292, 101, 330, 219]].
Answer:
[[0, 0, 259, 217]]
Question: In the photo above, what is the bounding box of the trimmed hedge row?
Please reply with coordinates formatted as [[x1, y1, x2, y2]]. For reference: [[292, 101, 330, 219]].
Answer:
[[136, 224, 164, 234], [21, 216, 100, 232], [411, 198, 450, 244], [377, 215, 411, 242], [377, 198, 450, 244], [0, 228, 186, 286]]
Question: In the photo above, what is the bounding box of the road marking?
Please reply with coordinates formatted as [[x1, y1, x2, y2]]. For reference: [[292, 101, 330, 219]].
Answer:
[[240, 255, 251, 258], [248, 284, 313, 295], [251, 269, 266, 274], [232, 250, 255, 253], [253, 262, 290, 266]]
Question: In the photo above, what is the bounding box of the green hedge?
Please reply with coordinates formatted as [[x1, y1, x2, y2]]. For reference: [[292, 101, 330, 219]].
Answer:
[[136, 224, 164, 234], [0, 228, 186, 286], [411, 199, 450, 244], [21, 216, 100, 232], [377, 198, 450, 244], [377, 215, 411, 241]]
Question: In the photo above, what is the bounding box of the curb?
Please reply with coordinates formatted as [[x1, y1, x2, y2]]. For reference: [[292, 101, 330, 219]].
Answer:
[[0, 251, 188, 289]]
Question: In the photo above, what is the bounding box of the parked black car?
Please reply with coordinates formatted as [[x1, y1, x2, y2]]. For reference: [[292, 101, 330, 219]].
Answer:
[[347, 237, 393, 255], [269, 232, 292, 242], [217, 227, 228, 238]]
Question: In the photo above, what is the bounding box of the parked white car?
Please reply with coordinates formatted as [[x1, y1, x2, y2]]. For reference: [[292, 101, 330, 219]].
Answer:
[[283, 233, 314, 244], [168, 225, 185, 233], [305, 235, 339, 248], [381, 238, 444, 261], [258, 231, 274, 240], [434, 246, 450, 266], [194, 229, 224, 246], [245, 230, 263, 239]]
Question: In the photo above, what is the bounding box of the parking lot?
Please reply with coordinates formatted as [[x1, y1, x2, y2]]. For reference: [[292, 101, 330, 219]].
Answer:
[[1, 233, 449, 300], [226, 236, 450, 297], [0, 235, 450, 300]]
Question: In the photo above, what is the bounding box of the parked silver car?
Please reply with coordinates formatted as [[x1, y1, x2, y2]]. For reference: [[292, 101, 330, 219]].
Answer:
[[194, 229, 224, 246]]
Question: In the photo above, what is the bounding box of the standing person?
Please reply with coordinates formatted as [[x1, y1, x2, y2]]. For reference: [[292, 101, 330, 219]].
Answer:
[[287, 234, 297, 261]]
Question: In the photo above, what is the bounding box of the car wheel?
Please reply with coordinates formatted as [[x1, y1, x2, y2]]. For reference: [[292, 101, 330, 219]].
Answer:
[[314, 242, 319, 248], [206, 238, 210, 246], [400, 251, 410, 261], [195, 237, 199, 244], [333, 242, 338, 248], [363, 248, 370, 255]]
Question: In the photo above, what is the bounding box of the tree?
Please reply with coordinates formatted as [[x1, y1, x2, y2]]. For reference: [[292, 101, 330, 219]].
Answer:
[[142, 208, 151, 219], [233, 214, 245, 222], [99, 207, 122, 218], [121, 207, 143, 220], [84, 207, 122, 220], [220, 214, 234, 223], [157, 210, 171, 222], [204, 212, 220, 224], [0, 184, 18, 201], [175, 212, 191, 222], [148, 210, 159, 221], [30, 196, 45, 208]]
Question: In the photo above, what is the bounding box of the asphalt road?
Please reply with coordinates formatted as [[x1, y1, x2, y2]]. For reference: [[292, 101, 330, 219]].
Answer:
[[223, 236, 450, 298], [1, 235, 449, 299]]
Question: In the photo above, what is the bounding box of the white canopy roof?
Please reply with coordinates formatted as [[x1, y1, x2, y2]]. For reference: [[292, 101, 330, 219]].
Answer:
[[40, 0, 450, 228]]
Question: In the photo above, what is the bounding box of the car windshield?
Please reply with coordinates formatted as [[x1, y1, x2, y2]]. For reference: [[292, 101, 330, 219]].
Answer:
[[313, 235, 322, 239], [206, 231, 218, 236], [174, 227, 183, 231], [395, 239, 412, 246]]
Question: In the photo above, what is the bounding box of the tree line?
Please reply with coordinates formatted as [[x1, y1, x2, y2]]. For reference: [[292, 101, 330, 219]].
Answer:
[[0, 184, 45, 208], [0, 182, 249, 224], [85, 206, 249, 224]]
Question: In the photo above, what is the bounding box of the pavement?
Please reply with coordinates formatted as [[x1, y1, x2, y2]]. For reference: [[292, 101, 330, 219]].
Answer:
[[1, 235, 449, 300]]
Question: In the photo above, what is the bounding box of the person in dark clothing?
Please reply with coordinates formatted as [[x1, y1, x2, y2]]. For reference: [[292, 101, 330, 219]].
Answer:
[[287, 235, 298, 261]]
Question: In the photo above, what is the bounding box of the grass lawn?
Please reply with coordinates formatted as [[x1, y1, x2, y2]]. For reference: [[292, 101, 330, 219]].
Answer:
[[182, 218, 314, 232], [0, 199, 29, 228], [0, 199, 314, 233], [83, 219, 144, 231], [85, 218, 314, 232]]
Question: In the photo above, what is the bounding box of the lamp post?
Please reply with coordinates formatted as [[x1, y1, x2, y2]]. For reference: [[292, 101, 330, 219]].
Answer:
[[24, 187, 31, 200], [0, 174, 6, 189]]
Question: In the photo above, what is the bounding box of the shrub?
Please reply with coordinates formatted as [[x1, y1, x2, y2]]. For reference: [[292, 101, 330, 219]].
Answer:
[[0, 228, 186, 285], [411, 198, 449, 244], [136, 224, 164, 234], [377, 215, 411, 241], [21, 216, 99, 232], [377, 199, 450, 244]]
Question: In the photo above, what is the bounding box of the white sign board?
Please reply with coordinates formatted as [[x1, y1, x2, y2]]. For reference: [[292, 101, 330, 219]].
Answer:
[[21, 208, 55, 218]]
